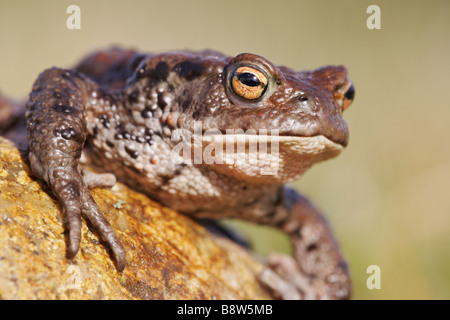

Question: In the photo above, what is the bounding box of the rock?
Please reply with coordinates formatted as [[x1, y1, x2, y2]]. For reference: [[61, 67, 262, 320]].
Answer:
[[0, 137, 271, 299]]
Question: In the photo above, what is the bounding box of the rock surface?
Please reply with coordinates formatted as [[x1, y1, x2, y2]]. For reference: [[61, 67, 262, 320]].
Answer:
[[0, 137, 271, 299]]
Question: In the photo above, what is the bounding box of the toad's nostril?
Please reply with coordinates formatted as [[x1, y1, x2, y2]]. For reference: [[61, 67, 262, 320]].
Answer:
[[298, 95, 308, 102]]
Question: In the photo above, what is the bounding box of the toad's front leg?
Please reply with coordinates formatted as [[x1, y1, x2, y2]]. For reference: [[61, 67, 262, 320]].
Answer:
[[26, 68, 125, 270], [259, 186, 351, 300]]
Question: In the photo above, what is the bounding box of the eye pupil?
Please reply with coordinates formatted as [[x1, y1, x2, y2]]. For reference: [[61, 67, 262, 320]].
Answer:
[[230, 65, 268, 100], [237, 72, 261, 87]]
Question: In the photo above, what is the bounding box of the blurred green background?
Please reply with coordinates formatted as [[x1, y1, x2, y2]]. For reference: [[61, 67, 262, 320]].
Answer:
[[1, 0, 449, 299]]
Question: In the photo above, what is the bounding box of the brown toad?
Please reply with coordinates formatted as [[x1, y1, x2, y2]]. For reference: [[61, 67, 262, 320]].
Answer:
[[11, 48, 355, 299]]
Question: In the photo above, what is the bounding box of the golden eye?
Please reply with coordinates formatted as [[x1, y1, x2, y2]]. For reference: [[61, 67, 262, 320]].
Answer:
[[334, 81, 355, 111], [231, 66, 268, 100], [342, 82, 355, 110]]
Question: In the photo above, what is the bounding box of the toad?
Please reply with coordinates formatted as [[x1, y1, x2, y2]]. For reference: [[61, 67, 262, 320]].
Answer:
[[4, 48, 355, 299]]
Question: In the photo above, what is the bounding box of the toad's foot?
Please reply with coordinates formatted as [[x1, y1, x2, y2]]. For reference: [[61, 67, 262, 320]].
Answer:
[[29, 152, 125, 271], [260, 253, 350, 300]]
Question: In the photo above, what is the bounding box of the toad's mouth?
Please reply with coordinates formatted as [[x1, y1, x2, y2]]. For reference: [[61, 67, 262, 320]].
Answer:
[[200, 133, 344, 155], [203, 127, 348, 148], [171, 132, 344, 183]]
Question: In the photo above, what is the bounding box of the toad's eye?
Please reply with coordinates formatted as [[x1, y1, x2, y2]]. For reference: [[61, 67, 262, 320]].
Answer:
[[231, 66, 268, 100], [334, 81, 355, 111]]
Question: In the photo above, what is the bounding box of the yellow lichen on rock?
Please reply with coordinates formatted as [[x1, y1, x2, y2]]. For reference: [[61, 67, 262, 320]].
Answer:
[[0, 137, 271, 299]]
